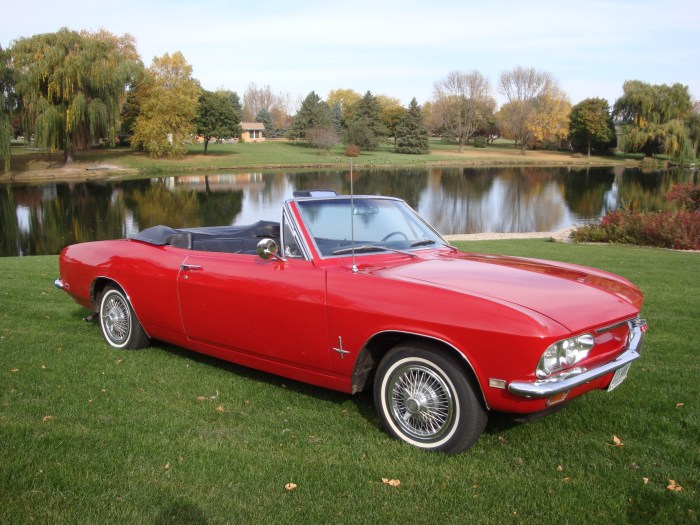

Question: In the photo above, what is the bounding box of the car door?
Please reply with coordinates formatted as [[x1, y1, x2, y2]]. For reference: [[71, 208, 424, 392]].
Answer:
[[177, 252, 331, 372]]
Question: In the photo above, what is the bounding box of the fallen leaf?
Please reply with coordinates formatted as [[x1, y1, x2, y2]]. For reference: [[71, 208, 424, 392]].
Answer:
[[676, 403, 684, 408], [666, 480, 683, 492], [41, 365, 47, 369], [609, 435, 624, 448], [215, 405, 225, 413], [195, 396, 208, 401], [115, 359, 122, 365], [164, 463, 170, 470], [11, 368, 19, 373], [643, 477, 650, 485], [284, 482, 298, 491], [42, 416, 54, 423], [562, 477, 571, 483], [382, 478, 401, 487], [557, 465, 564, 471]]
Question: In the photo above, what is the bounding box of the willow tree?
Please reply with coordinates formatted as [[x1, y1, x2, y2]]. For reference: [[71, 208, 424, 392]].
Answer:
[[614, 80, 693, 159], [131, 52, 201, 157], [0, 45, 13, 171], [498, 66, 570, 154], [11, 28, 141, 163]]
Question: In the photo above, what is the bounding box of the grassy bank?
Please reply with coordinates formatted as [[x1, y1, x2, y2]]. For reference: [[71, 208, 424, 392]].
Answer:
[[2, 139, 644, 183], [1, 242, 698, 524]]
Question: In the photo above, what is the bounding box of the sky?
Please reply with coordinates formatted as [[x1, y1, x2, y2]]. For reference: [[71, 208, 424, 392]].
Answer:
[[2, 0, 699, 111]]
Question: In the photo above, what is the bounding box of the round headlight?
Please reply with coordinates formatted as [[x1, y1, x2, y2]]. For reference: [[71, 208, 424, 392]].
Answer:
[[536, 334, 595, 379]]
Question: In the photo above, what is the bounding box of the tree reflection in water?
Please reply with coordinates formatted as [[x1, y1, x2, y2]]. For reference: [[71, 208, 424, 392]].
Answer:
[[0, 167, 696, 256]]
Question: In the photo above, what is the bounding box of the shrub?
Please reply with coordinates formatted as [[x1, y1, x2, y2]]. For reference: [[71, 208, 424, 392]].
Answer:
[[345, 144, 360, 157], [473, 136, 487, 148], [572, 210, 700, 250], [665, 182, 700, 212]]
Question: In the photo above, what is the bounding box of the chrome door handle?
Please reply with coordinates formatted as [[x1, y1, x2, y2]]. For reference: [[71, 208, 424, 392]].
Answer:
[[180, 264, 203, 271]]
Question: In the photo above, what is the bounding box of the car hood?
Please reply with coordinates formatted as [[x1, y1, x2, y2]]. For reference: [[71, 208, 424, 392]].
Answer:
[[375, 252, 643, 332]]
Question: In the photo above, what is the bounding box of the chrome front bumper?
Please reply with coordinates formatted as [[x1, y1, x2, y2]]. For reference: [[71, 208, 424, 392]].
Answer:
[[508, 319, 647, 399]]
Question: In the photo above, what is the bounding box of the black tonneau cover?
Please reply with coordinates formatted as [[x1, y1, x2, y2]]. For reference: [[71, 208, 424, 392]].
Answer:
[[131, 221, 280, 253]]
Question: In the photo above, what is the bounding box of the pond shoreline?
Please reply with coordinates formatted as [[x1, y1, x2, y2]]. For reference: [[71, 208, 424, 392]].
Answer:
[[444, 228, 575, 242], [1, 157, 643, 185]]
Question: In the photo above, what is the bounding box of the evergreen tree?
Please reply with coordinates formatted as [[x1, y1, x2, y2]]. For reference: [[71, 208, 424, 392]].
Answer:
[[343, 91, 387, 150], [255, 108, 275, 138], [395, 98, 430, 154], [287, 91, 331, 141], [330, 102, 344, 135]]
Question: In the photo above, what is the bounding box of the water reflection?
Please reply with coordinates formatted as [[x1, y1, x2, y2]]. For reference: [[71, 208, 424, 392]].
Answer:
[[1, 166, 695, 256]]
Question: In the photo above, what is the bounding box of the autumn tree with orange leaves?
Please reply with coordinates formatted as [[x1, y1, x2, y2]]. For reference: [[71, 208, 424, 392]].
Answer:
[[497, 66, 571, 154]]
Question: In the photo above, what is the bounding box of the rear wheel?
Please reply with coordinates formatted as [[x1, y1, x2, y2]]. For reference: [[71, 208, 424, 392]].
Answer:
[[99, 286, 150, 349], [374, 343, 486, 454]]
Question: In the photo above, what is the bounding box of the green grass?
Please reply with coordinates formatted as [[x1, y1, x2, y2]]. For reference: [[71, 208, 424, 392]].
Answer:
[[1, 242, 698, 524], [5, 138, 636, 180]]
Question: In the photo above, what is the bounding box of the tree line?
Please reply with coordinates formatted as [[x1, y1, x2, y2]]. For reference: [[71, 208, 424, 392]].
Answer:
[[1, 28, 699, 172]]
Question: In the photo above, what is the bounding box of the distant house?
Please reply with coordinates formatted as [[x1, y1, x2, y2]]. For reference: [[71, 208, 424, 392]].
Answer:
[[240, 122, 265, 142]]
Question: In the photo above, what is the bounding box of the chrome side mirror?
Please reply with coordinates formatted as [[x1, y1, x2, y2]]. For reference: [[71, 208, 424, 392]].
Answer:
[[256, 238, 286, 262]]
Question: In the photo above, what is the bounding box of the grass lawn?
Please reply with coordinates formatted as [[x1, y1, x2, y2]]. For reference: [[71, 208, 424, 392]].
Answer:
[[1, 242, 698, 524], [3, 139, 641, 183]]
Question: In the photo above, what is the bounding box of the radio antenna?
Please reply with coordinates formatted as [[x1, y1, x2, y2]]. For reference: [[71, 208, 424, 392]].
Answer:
[[350, 161, 358, 273]]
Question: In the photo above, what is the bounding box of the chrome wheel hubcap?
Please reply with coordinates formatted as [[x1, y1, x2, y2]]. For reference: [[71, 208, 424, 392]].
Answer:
[[389, 364, 454, 441], [102, 294, 129, 344]]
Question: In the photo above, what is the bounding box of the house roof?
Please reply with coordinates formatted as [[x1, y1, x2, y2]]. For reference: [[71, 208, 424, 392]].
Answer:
[[241, 122, 265, 131]]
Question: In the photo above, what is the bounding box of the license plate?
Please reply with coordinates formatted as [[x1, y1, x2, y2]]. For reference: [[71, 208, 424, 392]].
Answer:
[[608, 363, 631, 392]]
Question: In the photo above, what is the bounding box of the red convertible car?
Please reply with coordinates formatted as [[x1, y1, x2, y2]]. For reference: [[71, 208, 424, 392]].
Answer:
[[55, 191, 647, 454]]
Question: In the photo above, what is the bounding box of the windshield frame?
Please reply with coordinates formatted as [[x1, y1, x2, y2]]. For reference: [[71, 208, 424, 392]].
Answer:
[[292, 195, 447, 260]]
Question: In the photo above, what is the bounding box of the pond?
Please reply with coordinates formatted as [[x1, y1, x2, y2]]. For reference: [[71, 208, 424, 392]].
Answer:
[[1, 165, 696, 256]]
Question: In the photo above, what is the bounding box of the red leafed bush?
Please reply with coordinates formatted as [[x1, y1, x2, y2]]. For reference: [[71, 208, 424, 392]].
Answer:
[[572, 210, 700, 250], [573, 182, 700, 250], [664, 182, 700, 212], [345, 144, 360, 157]]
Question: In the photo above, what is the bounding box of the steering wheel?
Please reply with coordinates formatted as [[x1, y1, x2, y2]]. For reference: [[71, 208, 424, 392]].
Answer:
[[381, 231, 408, 242]]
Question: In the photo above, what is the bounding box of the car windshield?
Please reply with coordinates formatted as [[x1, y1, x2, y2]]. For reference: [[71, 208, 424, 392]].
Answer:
[[296, 197, 445, 257]]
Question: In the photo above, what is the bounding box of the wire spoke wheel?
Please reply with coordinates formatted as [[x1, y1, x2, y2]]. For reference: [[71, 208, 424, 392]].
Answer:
[[390, 364, 453, 441], [102, 293, 131, 345], [374, 343, 487, 454], [98, 286, 149, 350]]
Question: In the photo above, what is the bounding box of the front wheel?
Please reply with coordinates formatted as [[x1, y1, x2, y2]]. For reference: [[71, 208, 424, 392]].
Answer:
[[374, 343, 487, 454], [99, 286, 150, 349]]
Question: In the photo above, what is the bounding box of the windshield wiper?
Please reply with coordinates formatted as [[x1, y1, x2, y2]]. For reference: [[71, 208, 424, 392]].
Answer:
[[332, 244, 417, 258], [409, 239, 436, 247]]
